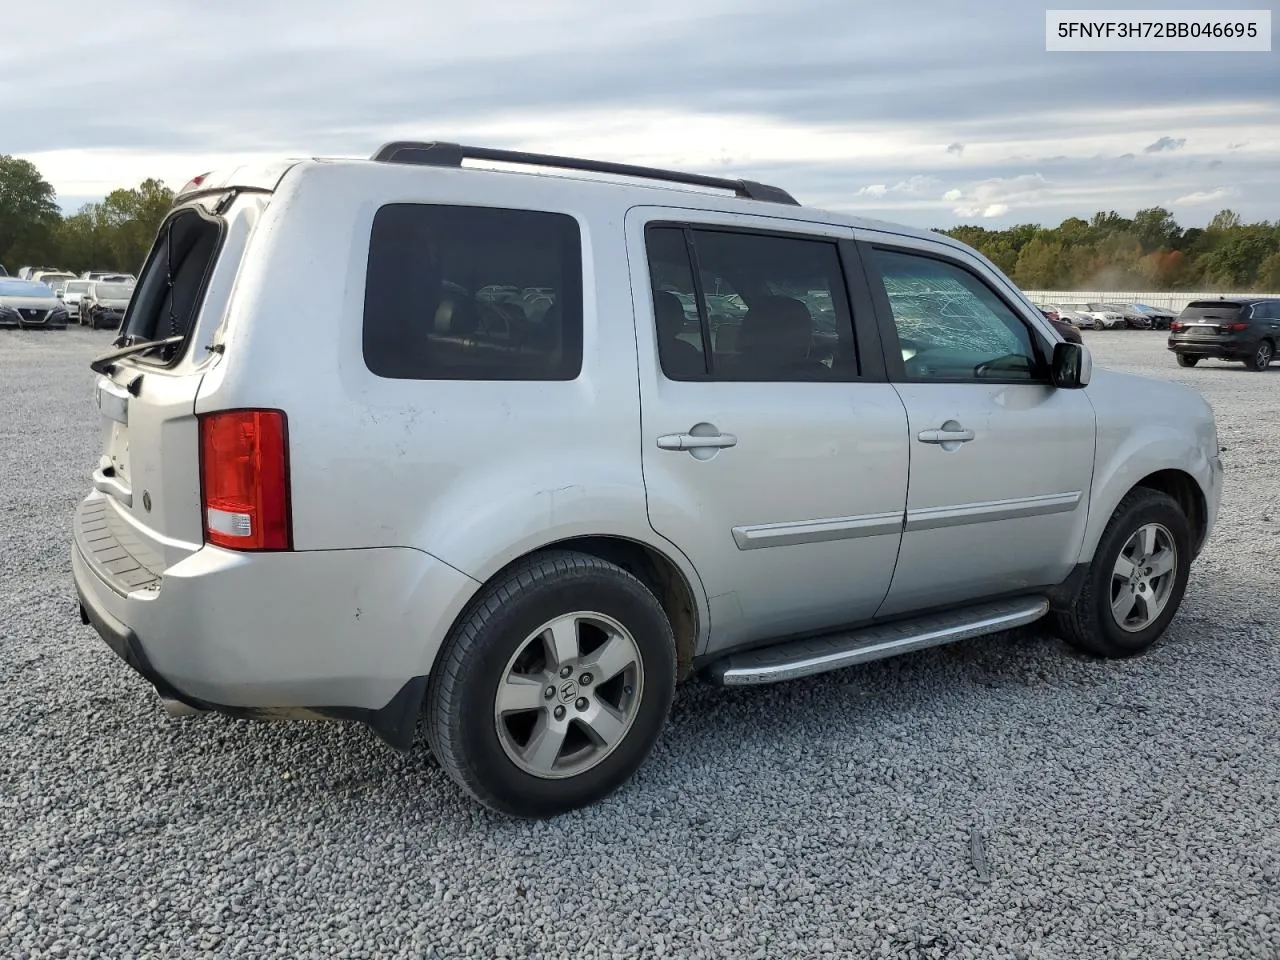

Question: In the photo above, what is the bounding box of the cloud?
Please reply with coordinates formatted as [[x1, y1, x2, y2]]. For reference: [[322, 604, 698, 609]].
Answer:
[[954, 203, 1010, 218], [856, 175, 941, 198], [1171, 188, 1235, 205], [0, 0, 1275, 227]]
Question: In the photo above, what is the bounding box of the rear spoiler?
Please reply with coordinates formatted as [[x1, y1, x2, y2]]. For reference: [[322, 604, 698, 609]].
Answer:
[[174, 160, 303, 203]]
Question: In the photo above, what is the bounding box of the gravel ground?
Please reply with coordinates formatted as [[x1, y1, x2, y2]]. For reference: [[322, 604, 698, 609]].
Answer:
[[2, 327, 1278, 960]]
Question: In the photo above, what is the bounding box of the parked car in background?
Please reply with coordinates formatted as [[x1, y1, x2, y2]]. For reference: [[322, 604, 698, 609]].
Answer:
[[1124, 303, 1177, 330], [60, 280, 94, 321], [1060, 302, 1124, 329], [79, 281, 135, 330], [0, 278, 71, 329], [34, 270, 78, 290], [1168, 298, 1280, 371], [81, 270, 137, 283], [1042, 312, 1084, 343], [1050, 304, 1096, 329], [0, 264, 8, 276], [71, 141, 1222, 818], [1052, 319, 1083, 343]]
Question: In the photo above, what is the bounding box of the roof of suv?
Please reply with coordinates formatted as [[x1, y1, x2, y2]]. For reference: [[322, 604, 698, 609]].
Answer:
[[173, 140, 972, 259]]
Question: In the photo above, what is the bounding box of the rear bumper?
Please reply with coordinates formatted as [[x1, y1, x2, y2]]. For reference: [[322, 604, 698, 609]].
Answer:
[[71, 493, 480, 747], [1168, 335, 1253, 359]]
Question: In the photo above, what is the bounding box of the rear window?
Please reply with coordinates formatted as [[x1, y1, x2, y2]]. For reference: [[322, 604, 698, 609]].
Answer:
[[119, 205, 224, 357], [1179, 301, 1247, 320], [362, 204, 583, 381], [94, 283, 134, 300]]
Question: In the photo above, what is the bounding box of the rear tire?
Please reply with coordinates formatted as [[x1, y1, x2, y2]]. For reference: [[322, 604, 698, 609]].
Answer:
[[1053, 488, 1191, 658], [1175, 354, 1199, 368], [1247, 340, 1273, 371], [425, 550, 676, 818]]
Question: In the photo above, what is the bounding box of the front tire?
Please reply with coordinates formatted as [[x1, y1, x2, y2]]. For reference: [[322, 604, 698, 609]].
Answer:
[[1053, 488, 1191, 658], [1175, 354, 1199, 368], [425, 550, 676, 818], [1247, 340, 1273, 371]]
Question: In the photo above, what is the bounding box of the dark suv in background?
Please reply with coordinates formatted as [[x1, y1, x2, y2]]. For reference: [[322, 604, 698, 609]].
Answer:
[[1168, 298, 1280, 371]]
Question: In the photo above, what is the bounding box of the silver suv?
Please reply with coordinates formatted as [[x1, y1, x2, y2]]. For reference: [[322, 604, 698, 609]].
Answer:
[[71, 142, 1222, 817]]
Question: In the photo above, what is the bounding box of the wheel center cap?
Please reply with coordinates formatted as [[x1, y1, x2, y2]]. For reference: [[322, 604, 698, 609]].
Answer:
[[558, 679, 579, 704]]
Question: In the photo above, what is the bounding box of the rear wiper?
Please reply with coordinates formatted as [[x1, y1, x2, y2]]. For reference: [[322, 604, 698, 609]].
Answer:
[[89, 335, 185, 375]]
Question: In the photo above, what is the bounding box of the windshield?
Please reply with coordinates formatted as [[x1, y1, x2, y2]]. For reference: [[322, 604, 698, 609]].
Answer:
[[0, 280, 56, 297], [95, 283, 135, 300], [65, 281, 91, 294]]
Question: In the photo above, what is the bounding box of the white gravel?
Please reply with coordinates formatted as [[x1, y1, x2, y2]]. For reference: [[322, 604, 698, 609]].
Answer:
[[2, 327, 1279, 959]]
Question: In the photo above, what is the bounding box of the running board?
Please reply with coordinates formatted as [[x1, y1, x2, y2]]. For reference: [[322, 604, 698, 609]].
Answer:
[[704, 595, 1050, 686]]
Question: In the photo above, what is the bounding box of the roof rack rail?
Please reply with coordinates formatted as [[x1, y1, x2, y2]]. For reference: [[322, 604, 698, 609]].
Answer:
[[370, 141, 800, 206]]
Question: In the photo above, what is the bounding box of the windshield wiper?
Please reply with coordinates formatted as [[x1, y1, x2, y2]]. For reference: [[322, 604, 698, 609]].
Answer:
[[89, 335, 185, 375]]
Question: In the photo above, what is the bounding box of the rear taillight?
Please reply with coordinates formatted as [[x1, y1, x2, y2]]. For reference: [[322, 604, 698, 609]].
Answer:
[[199, 410, 291, 551], [1223, 322, 1248, 332], [1170, 321, 1184, 331]]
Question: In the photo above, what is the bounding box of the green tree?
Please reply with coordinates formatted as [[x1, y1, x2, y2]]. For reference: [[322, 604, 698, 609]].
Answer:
[[0, 155, 62, 268], [1132, 206, 1181, 252], [98, 178, 175, 272], [1089, 210, 1133, 236], [1200, 231, 1274, 288], [1207, 209, 1242, 233], [1013, 235, 1069, 288], [1257, 252, 1280, 291]]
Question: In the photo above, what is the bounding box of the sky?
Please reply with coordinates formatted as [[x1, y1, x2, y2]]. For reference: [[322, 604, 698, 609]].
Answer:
[[3, 0, 1277, 230]]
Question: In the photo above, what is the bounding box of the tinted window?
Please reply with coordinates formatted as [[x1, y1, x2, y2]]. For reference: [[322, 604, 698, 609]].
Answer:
[[94, 283, 134, 299], [363, 204, 582, 381], [1178, 301, 1246, 321], [645, 225, 858, 382], [872, 247, 1043, 382]]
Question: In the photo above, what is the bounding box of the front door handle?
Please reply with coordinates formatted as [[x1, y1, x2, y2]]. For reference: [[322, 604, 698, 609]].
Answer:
[[657, 432, 738, 451], [918, 427, 975, 444]]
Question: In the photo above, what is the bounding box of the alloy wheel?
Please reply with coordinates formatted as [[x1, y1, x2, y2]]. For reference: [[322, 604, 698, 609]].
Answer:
[[494, 611, 644, 779], [1110, 523, 1177, 632]]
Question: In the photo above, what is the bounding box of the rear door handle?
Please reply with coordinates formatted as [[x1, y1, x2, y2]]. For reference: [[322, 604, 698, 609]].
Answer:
[[657, 432, 738, 451], [918, 427, 975, 444]]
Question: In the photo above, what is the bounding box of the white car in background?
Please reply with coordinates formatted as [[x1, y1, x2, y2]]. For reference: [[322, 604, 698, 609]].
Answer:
[[33, 270, 78, 289], [60, 279, 94, 320], [1046, 304, 1095, 329], [1061, 302, 1124, 329]]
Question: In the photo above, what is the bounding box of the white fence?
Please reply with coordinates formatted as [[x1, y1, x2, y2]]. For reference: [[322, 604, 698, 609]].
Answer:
[[1022, 290, 1280, 312]]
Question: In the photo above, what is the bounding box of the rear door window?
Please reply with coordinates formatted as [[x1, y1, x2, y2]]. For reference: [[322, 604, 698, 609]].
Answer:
[[644, 225, 859, 381], [362, 204, 583, 381]]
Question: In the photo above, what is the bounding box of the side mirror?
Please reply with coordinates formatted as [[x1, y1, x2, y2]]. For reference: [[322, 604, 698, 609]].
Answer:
[[55, 290, 64, 298], [1051, 341, 1091, 388]]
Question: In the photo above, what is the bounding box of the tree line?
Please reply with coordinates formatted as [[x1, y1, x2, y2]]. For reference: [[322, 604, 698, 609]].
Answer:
[[939, 207, 1280, 292], [4, 153, 1279, 291], [1, 155, 174, 276]]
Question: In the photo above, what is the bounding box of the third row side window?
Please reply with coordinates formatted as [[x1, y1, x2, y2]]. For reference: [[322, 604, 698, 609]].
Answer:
[[645, 226, 859, 382]]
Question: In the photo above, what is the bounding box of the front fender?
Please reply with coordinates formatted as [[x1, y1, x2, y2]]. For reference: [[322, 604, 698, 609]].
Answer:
[[1079, 422, 1219, 563]]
